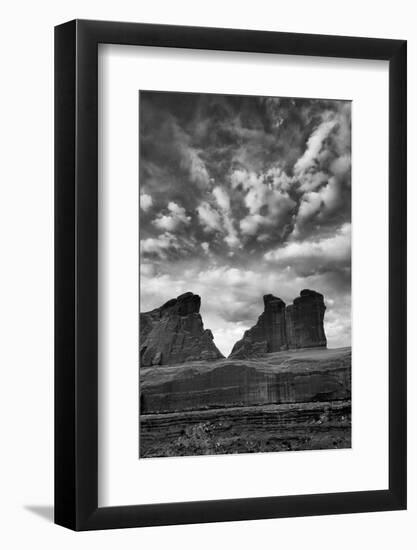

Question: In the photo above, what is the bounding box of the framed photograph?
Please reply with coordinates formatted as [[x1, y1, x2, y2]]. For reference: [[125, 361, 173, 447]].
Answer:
[[55, 19, 407, 530]]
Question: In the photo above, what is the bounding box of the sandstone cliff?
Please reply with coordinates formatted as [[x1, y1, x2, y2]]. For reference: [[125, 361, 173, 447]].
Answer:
[[140, 347, 351, 414], [140, 292, 224, 366], [229, 289, 326, 358]]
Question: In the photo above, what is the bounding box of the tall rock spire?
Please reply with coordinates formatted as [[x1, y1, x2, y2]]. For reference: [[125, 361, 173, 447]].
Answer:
[[229, 289, 327, 359], [140, 292, 224, 366], [229, 294, 288, 359], [286, 289, 327, 349]]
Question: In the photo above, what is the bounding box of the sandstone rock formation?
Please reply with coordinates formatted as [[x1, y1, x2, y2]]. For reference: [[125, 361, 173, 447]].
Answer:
[[286, 289, 327, 349], [229, 289, 326, 359], [140, 347, 351, 414], [140, 292, 224, 366], [229, 295, 287, 359]]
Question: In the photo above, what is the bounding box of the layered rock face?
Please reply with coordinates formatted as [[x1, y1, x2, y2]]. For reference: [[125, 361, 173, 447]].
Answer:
[[140, 347, 351, 414], [230, 289, 326, 359], [140, 292, 224, 366]]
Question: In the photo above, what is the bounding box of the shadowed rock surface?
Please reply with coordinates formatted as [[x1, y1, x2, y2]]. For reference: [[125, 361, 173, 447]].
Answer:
[[140, 292, 224, 366], [286, 289, 327, 349], [140, 347, 351, 414], [230, 294, 287, 358], [229, 289, 326, 359]]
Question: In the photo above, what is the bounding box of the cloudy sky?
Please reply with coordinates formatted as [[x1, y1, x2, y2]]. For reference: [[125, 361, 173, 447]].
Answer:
[[139, 91, 351, 356]]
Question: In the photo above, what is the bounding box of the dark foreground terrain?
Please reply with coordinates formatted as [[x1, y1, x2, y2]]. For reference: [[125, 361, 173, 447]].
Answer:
[[139, 347, 351, 458]]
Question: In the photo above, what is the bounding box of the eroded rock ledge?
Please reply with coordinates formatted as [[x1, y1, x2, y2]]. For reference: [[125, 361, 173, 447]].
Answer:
[[140, 347, 351, 414]]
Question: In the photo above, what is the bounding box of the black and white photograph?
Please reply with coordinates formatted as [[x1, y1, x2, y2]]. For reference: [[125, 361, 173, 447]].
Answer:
[[139, 91, 352, 458], [0, 2, 409, 543]]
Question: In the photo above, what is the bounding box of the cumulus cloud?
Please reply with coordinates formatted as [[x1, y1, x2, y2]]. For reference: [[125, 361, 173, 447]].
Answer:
[[292, 175, 347, 239], [152, 201, 191, 232], [140, 193, 153, 212], [196, 201, 222, 232], [290, 103, 351, 239], [139, 92, 351, 352], [140, 232, 180, 260], [211, 186, 240, 248], [212, 185, 231, 211], [240, 214, 267, 236], [265, 223, 351, 276], [231, 168, 296, 237], [294, 118, 336, 175], [196, 192, 240, 249], [223, 218, 240, 249], [330, 154, 351, 180], [171, 121, 211, 188], [179, 142, 210, 187]]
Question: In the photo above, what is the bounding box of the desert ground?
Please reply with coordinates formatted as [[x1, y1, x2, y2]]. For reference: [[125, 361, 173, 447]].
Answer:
[[140, 347, 351, 458]]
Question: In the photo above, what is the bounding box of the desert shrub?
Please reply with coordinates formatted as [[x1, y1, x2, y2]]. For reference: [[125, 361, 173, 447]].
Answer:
[[173, 422, 218, 455]]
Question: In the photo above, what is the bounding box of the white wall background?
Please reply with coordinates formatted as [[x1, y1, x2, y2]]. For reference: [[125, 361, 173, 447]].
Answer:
[[0, 0, 415, 548]]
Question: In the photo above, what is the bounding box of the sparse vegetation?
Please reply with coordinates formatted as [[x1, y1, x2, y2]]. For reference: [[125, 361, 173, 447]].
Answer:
[[139, 401, 351, 458]]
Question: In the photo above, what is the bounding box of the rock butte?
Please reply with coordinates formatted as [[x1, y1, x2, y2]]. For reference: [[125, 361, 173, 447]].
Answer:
[[140, 289, 327, 366], [139, 291, 349, 458], [140, 292, 224, 366], [229, 289, 327, 359]]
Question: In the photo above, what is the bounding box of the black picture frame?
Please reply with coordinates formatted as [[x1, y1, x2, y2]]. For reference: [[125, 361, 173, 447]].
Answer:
[[55, 19, 407, 531]]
